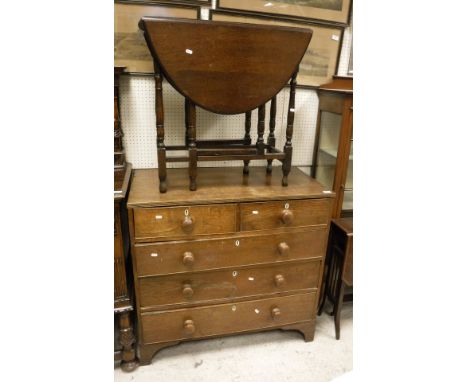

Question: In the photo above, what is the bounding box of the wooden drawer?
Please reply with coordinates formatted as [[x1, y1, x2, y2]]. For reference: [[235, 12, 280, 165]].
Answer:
[[141, 292, 316, 344], [139, 260, 321, 309], [240, 199, 331, 231], [133, 204, 237, 240], [134, 227, 327, 276]]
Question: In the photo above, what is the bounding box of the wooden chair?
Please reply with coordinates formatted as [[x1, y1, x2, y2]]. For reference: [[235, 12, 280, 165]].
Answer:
[[139, 17, 312, 192]]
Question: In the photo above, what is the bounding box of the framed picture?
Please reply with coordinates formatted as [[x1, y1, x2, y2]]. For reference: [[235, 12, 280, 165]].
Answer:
[[217, 0, 352, 25], [211, 10, 344, 88], [114, 1, 199, 73]]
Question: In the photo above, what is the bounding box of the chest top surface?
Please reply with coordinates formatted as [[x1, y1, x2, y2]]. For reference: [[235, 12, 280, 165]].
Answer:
[[128, 167, 334, 208]]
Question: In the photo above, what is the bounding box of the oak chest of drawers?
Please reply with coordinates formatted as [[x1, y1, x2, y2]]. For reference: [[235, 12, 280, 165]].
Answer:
[[127, 167, 334, 365]]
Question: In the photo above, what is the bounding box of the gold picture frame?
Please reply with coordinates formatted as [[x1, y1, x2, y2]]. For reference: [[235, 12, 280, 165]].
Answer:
[[211, 10, 344, 87], [114, 1, 199, 73], [217, 0, 352, 25]]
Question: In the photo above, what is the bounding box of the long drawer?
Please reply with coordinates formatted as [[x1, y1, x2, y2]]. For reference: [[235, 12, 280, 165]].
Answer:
[[133, 204, 237, 241], [139, 260, 321, 309], [141, 292, 317, 344], [240, 199, 331, 231], [134, 228, 327, 276]]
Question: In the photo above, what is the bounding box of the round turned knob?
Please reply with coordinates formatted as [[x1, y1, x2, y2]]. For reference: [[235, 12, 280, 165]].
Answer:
[[271, 307, 281, 320], [183, 319, 195, 335], [274, 274, 285, 287], [277, 242, 290, 256], [182, 283, 194, 298], [280, 209, 294, 225], [182, 215, 194, 233], [183, 251, 194, 266]]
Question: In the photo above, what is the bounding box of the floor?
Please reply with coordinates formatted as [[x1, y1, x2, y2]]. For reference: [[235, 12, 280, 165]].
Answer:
[[114, 302, 352, 382]]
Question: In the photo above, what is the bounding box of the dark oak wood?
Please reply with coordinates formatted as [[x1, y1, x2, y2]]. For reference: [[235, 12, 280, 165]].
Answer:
[[239, 199, 332, 231], [133, 203, 237, 241], [140, 292, 317, 344], [312, 76, 353, 218], [118, 311, 138, 372], [243, 110, 252, 174], [133, 227, 327, 277], [282, 69, 298, 186], [127, 167, 333, 365], [267, 96, 277, 174], [139, 18, 313, 192], [114, 67, 137, 371], [138, 260, 321, 310], [128, 167, 334, 208], [317, 217, 353, 340], [140, 18, 311, 114]]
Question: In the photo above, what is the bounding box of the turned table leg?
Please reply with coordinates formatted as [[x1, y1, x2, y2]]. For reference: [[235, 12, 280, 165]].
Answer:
[[243, 111, 252, 174], [187, 100, 197, 191], [282, 69, 298, 186], [118, 311, 138, 371], [154, 64, 167, 193], [267, 95, 277, 174]]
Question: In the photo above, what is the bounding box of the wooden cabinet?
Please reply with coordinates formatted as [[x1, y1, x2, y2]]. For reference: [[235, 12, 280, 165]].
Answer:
[[127, 167, 334, 365], [114, 67, 138, 371], [312, 76, 353, 218]]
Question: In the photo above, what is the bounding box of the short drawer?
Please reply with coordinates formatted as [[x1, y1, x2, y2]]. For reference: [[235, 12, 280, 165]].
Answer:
[[133, 204, 237, 240], [134, 228, 327, 276], [240, 199, 331, 232], [141, 292, 317, 344], [139, 260, 321, 309]]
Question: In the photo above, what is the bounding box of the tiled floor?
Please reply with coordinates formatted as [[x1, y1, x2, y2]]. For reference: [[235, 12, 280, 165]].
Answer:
[[115, 302, 352, 382]]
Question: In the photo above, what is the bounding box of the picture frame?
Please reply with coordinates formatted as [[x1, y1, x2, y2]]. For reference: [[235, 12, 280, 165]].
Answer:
[[217, 0, 352, 25], [210, 10, 344, 88], [114, 1, 200, 74]]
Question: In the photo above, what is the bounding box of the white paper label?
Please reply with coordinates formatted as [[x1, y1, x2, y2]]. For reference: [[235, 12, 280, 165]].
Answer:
[[185, 49, 193, 55], [252, 210, 259, 215], [155, 215, 163, 220], [254, 309, 260, 314], [322, 190, 332, 194], [332, 35, 339, 41], [150, 253, 158, 257], [248, 277, 255, 281]]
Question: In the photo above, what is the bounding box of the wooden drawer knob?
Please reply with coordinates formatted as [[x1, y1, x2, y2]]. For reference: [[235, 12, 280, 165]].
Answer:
[[183, 319, 195, 335], [182, 283, 194, 298], [182, 215, 194, 233], [274, 274, 285, 287], [271, 307, 281, 320], [183, 251, 195, 266], [277, 242, 290, 256], [280, 209, 294, 225]]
